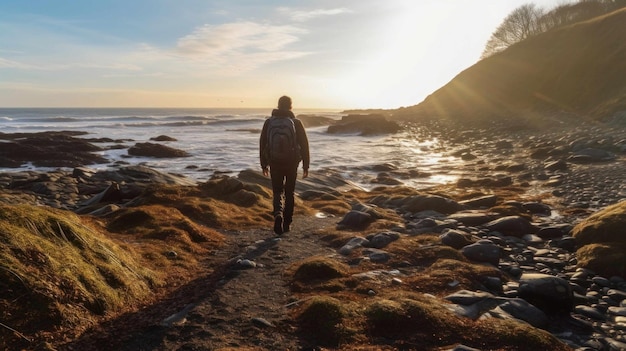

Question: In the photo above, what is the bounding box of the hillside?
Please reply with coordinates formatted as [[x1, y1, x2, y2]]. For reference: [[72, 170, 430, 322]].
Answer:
[[394, 8, 626, 123]]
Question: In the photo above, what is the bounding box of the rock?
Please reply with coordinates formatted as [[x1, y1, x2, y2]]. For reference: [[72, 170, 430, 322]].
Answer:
[[363, 248, 391, 263], [492, 298, 549, 328], [87, 204, 120, 217], [608, 289, 626, 302], [440, 229, 473, 249], [568, 148, 615, 163], [150, 135, 177, 141], [78, 182, 123, 209], [351, 202, 384, 219], [296, 114, 337, 127], [545, 159, 568, 171], [366, 231, 400, 249], [444, 290, 497, 306], [518, 273, 574, 314], [574, 305, 606, 320], [407, 217, 458, 234], [251, 317, 275, 328], [522, 202, 551, 215], [72, 166, 96, 179], [94, 165, 196, 186], [236, 259, 257, 269], [572, 201, 626, 277], [461, 241, 501, 265], [536, 224, 571, 239], [326, 114, 400, 135], [608, 306, 626, 317], [572, 201, 626, 246], [459, 195, 498, 209], [447, 212, 498, 226], [337, 210, 374, 230], [338, 237, 369, 255], [400, 194, 462, 214], [483, 216, 538, 237], [128, 142, 190, 158], [0, 132, 108, 168]]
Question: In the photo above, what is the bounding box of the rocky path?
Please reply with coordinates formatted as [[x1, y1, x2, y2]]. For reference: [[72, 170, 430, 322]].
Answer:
[[64, 215, 338, 351]]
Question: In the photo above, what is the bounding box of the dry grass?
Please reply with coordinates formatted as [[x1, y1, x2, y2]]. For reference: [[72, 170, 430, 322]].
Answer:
[[405, 259, 504, 296], [0, 204, 158, 348], [292, 290, 570, 350]]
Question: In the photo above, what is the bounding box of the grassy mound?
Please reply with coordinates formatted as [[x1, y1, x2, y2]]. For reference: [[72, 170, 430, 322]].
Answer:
[[571, 201, 626, 277], [293, 291, 569, 350], [405, 259, 504, 295], [576, 242, 626, 278], [572, 200, 626, 246], [289, 256, 351, 293], [128, 181, 288, 230], [296, 296, 350, 347], [0, 204, 157, 349]]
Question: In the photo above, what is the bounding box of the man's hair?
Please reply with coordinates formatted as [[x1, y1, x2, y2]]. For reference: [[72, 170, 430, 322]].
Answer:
[[277, 96, 292, 110]]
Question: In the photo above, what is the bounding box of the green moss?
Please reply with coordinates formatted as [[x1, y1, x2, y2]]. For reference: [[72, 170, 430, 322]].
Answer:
[[577, 242, 626, 278], [292, 257, 349, 282], [297, 296, 347, 346], [572, 200, 626, 246]]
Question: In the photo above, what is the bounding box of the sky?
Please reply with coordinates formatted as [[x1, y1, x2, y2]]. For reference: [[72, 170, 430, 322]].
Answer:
[[0, 0, 565, 109]]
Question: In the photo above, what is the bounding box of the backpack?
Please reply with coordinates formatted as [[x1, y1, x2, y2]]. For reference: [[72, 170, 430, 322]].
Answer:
[[267, 116, 300, 164]]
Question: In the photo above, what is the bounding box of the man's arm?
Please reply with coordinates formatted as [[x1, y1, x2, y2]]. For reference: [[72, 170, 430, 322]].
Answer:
[[259, 119, 270, 175], [295, 119, 310, 177]]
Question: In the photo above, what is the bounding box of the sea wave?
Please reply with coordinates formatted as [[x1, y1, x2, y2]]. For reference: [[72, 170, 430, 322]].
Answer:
[[0, 117, 13, 121]]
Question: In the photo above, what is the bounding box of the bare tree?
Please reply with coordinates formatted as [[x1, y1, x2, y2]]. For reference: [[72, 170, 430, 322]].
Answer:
[[481, 4, 545, 59]]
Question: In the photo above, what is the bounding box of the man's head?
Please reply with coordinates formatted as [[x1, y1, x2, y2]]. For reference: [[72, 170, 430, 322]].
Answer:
[[277, 95, 292, 111]]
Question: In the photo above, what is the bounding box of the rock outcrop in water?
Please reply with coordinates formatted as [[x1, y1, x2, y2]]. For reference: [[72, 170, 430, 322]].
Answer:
[[327, 114, 401, 135], [0, 131, 108, 167]]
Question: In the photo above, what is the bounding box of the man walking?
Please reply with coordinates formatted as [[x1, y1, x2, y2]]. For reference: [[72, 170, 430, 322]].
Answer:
[[260, 96, 310, 235]]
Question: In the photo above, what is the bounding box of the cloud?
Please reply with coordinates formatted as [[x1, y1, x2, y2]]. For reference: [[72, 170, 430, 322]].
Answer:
[[0, 57, 32, 69], [0, 56, 141, 71], [277, 7, 352, 22], [172, 21, 310, 72]]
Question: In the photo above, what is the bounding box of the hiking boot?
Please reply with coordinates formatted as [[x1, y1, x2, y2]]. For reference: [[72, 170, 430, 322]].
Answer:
[[274, 214, 284, 235], [283, 221, 291, 233]]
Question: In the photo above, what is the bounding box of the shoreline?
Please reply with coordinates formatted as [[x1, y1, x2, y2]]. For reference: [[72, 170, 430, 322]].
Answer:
[[1, 120, 625, 350]]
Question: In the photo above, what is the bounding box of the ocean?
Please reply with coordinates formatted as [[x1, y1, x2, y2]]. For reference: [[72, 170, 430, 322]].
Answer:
[[0, 107, 460, 189]]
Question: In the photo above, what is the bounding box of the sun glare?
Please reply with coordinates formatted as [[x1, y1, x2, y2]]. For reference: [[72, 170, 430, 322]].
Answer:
[[329, 3, 451, 109]]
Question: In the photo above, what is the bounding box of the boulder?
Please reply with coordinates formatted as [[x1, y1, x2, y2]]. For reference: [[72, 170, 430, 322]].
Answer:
[[568, 148, 615, 163], [327, 114, 401, 136], [128, 142, 190, 158], [447, 212, 498, 226], [440, 229, 473, 249], [518, 273, 574, 314], [536, 224, 571, 239], [149, 135, 177, 141], [483, 216, 538, 237], [337, 210, 374, 230], [338, 236, 369, 255], [461, 240, 501, 265], [576, 243, 626, 278], [400, 195, 462, 214], [571, 201, 626, 246], [491, 298, 549, 329], [366, 231, 400, 249], [0, 132, 107, 167]]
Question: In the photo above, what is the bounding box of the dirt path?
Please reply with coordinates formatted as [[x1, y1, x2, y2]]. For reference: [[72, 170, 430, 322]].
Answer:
[[64, 215, 338, 351]]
